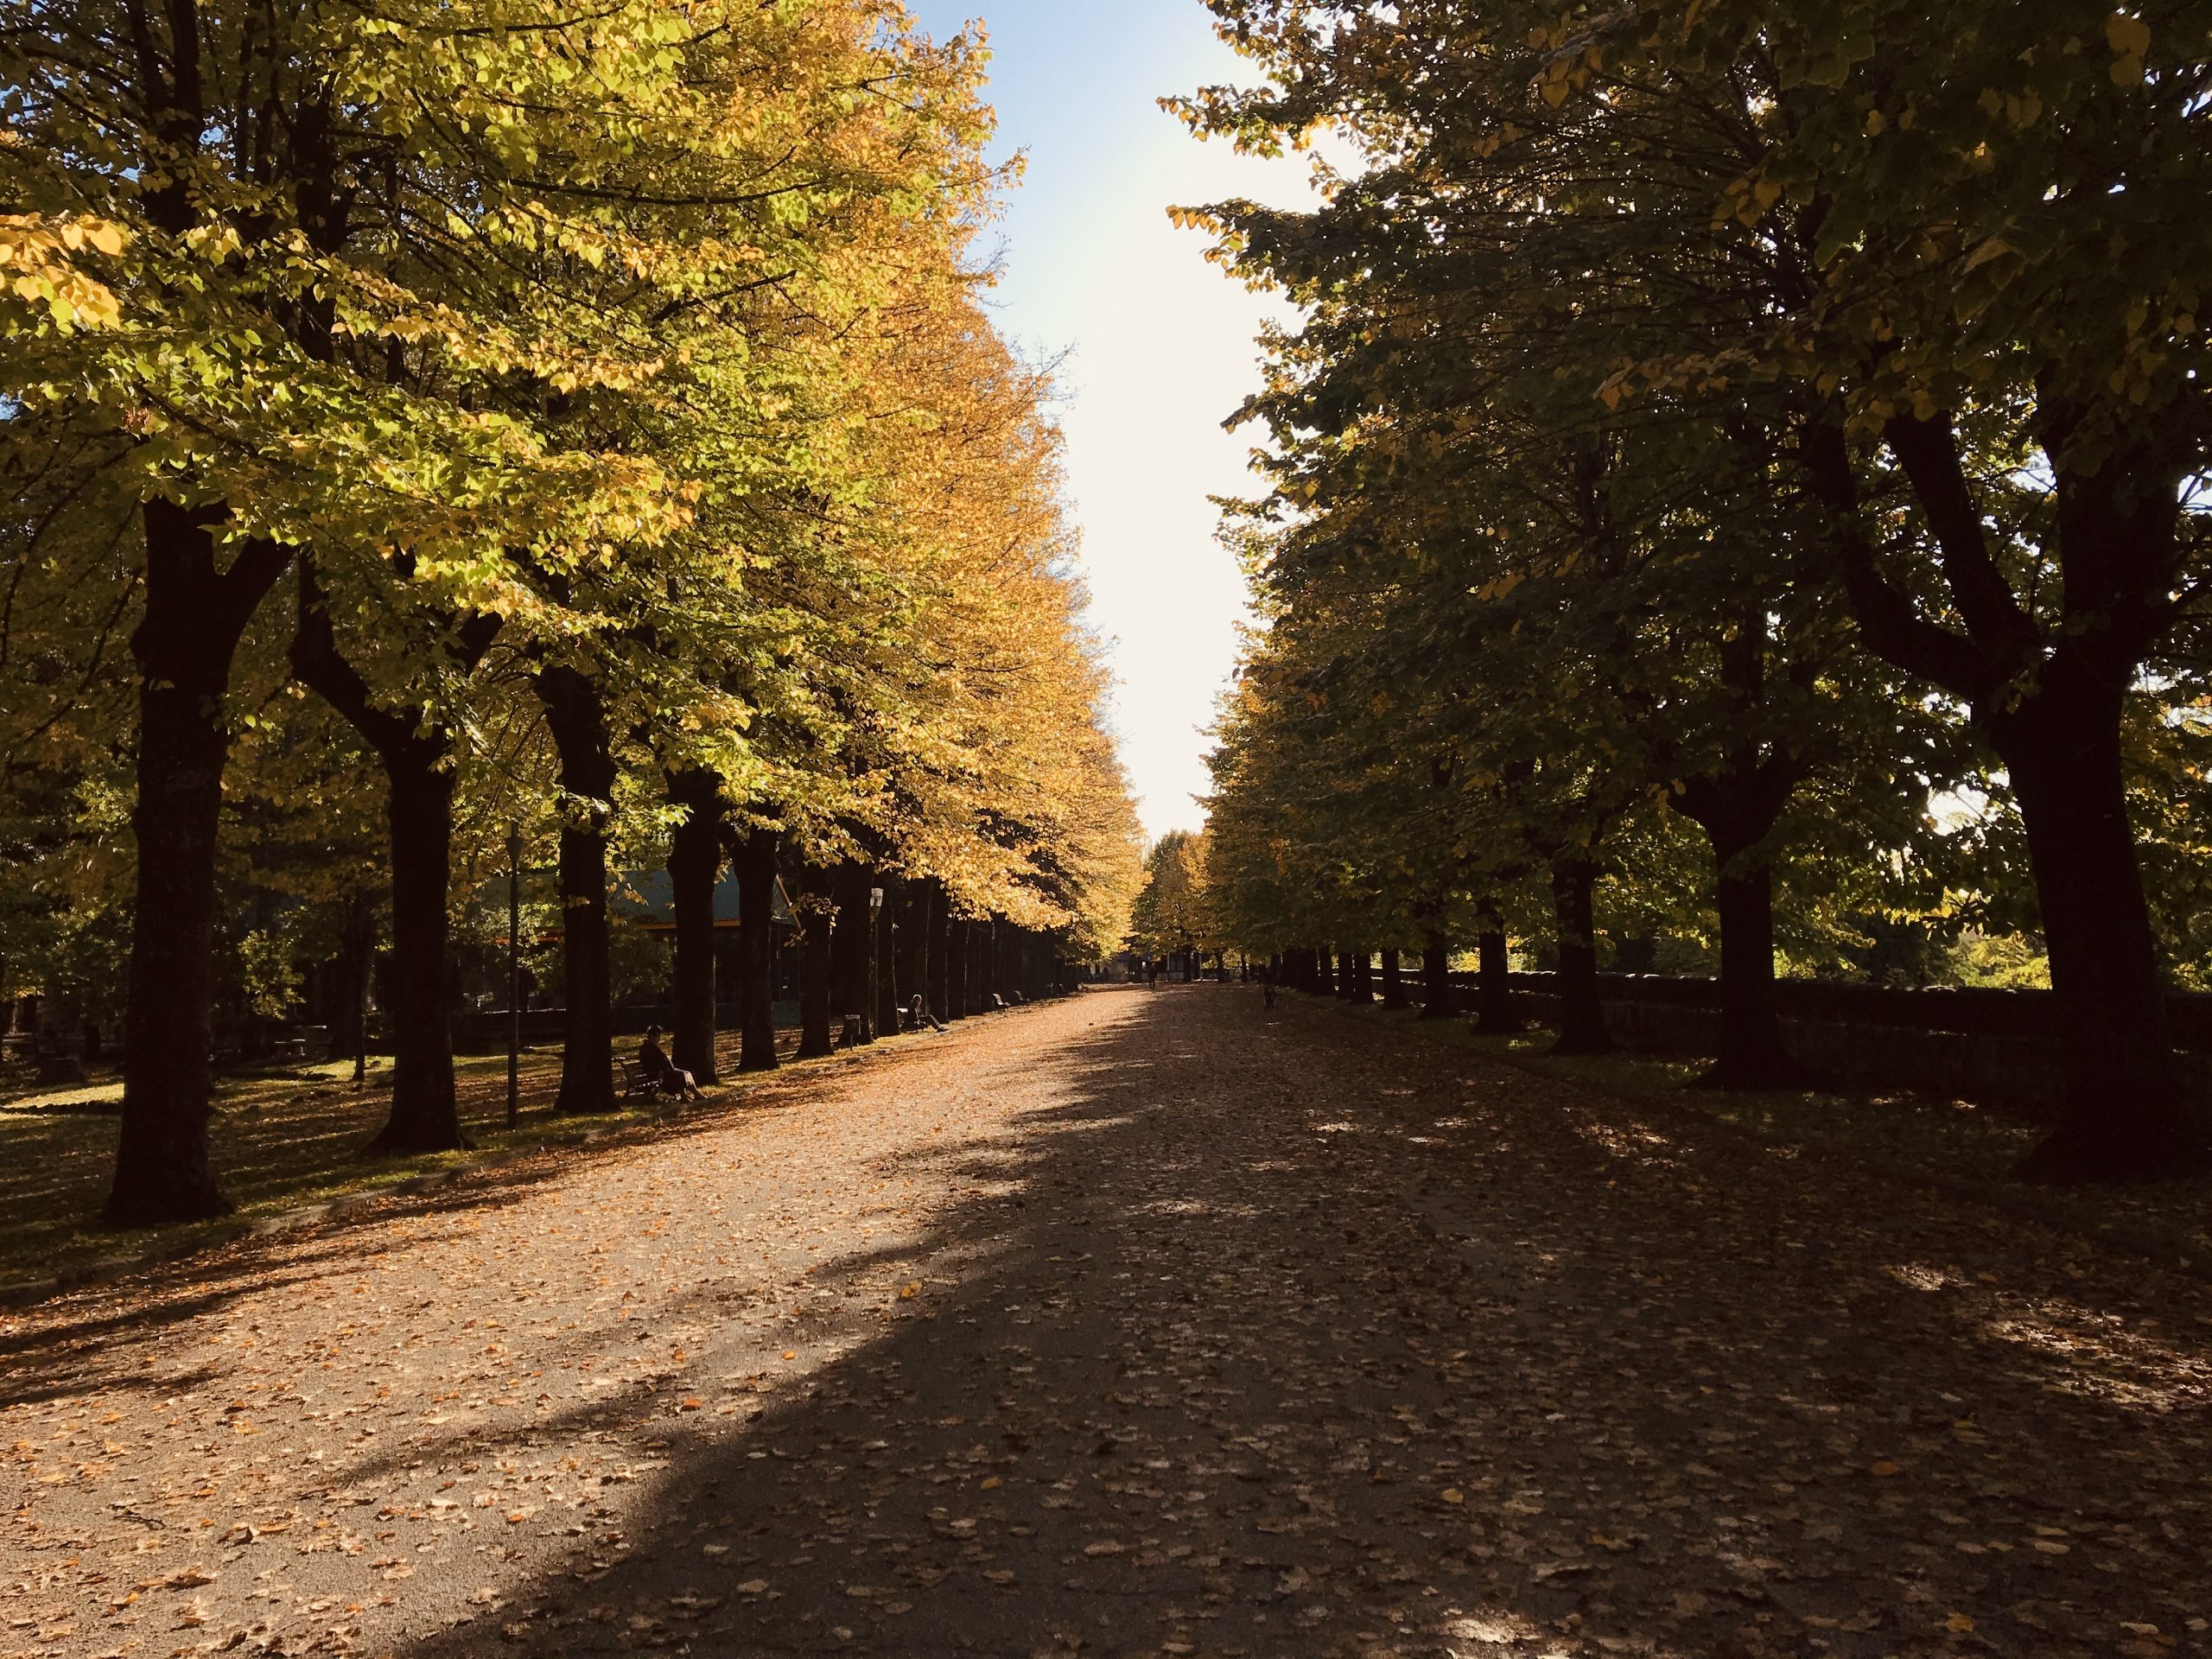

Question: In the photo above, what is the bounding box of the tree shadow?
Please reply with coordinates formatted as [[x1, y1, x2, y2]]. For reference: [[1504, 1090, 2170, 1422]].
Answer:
[[343, 988, 2211, 1659]]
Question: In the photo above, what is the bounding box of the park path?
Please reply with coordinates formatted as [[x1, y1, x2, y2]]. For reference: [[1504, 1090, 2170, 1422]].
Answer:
[[3, 987, 2208, 1659]]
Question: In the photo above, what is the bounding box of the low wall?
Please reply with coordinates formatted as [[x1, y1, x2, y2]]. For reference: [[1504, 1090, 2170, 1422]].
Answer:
[[1483, 973, 2212, 1118]]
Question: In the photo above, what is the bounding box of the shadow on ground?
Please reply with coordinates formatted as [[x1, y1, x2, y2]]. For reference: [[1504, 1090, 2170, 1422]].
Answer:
[[353, 987, 2211, 1659]]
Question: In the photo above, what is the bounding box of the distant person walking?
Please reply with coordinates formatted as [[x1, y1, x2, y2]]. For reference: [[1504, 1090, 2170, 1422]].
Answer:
[[1147, 959, 1160, 991]]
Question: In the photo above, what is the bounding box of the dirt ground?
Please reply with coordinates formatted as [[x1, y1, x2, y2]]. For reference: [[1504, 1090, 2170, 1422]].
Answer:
[[3, 985, 2207, 1658]]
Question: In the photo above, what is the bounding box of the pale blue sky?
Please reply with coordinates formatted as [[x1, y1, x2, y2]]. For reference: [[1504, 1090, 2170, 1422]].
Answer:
[[906, 0, 1313, 839]]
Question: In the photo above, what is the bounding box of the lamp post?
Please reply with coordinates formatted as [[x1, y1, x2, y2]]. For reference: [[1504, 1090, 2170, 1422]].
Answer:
[[867, 887, 884, 1044], [506, 826, 523, 1129]]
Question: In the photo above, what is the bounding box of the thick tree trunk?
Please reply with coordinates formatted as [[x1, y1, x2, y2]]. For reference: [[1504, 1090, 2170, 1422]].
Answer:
[[832, 863, 871, 1041], [1696, 829, 1805, 1090], [982, 916, 1001, 1007], [1810, 414, 2202, 1177], [1379, 948, 1407, 1009], [292, 566, 474, 1153], [1314, 948, 1337, 996], [1550, 861, 1611, 1056], [735, 828, 780, 1072], [1345, 950, 1372, 1003], [537, 666, 619, 1113], [895, 881, 929, 1027], [372, 757, 466, 1152], [927, 883, 951, 1023], [2001, 695, 2206, 1179], [1419, 933, 1455, 1020], [667, 770, 722, 1085], [946, 918, 970, 1022], [797, 862, 836, 1058], [1475, 924, 1519, 1034], [107, 505, 289, 1227]]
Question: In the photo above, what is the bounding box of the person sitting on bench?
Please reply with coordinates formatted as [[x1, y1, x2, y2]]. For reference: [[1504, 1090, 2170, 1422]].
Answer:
[[906, 994, 946, 1033], [639, 1026, 702, 1100]]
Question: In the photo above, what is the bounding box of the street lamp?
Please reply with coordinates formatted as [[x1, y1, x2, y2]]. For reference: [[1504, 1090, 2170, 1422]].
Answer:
[[867, 887, 885, 1044], [506, 826, 524, 1129]]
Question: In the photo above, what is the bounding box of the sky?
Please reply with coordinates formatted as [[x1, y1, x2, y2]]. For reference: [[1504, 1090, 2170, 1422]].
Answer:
[[905, 0, 1318, 840]]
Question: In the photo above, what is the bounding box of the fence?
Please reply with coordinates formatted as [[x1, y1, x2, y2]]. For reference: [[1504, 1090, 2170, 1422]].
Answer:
[[1474, 971, 2212, 1117]]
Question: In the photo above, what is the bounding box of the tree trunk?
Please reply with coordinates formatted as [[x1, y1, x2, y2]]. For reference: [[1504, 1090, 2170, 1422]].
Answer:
[[1345, 950, 1372, 1003], [927, 882, 951, 1022], [832, 863, 871, 1041], [537, 665, 618, 1113], [667, 770, 722, 1085], [797, 862, 836, 1058], [895, 881, 929, 1027], [1475, 924, 1519, 1034], [372, 756, 466, 1151], [1419, 933, 1455, 1020], [947, 919, 969, 1021], [1808, 413, 2203, 1177], [1550, 861, 1611, 1056], [327, 893, 374, 1078], [983, 916, 1002, 1008], [291, 560, 476, 1152], [2001, 695, 2206, 1179], [106, 505, 289, 1227], [1694, 825, 1804, 1090], [735, 828, 780, 1072], [1379, 948, 1407, 1009], [1314, 948, 1337, 996]]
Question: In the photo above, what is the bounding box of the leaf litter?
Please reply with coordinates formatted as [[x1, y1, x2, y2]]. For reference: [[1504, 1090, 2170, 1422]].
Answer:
[[1, 987, 2207, 1657]]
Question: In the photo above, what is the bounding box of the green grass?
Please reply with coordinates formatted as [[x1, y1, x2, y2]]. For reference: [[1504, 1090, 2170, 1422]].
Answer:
[[0, 1021, 920, 1293], [1333, 996, 2212, 1274]]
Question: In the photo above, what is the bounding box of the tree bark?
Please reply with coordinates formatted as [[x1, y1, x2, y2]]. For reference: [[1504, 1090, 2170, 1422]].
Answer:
[[537, 665, 619, 1113], [831, 863, 871, 1041], [947, 918, 971, 1021], [290, 560, 486, 1152], [894, 880, 929, 1027], [1550, 861, 1611, 1055], [1675, 801, 1807, 1090], [106, 505, 289, 1227], [327, 893, 374, 1079], [374, 758, 465, 1150], [926, 882, 951, 1022], [1808, 412, 2204, 1177], [1343, 950, 1370, 1003], [1314, 948, 1337, 996], [797, 861, 836, 1059], [1419, 933, 1455, 1020], [1474, 922, 1519, 1034], [1379, 947, 1407, 1009], [2000, 690, 2204, 1179], [667, 769, 722, 1085], [734, 828, 780, 1072]]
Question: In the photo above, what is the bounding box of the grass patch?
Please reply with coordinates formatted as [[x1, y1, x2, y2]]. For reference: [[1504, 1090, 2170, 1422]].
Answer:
[[0, 1020, 935, 1292]]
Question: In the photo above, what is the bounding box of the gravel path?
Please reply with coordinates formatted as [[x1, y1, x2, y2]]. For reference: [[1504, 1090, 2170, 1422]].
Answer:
[[3, 985, 2207, 1659]]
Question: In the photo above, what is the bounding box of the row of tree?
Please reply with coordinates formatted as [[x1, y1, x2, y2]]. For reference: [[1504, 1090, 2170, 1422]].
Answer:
[[0, 0, 1142, 1226], [1177, 0, 2211, 1179]]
